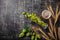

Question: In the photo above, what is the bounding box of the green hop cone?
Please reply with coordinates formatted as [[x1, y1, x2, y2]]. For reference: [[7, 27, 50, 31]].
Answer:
[[35, 37, 37, 40], [28, 14, 31, 17], [19, 33, 24, 38], [22, 12, 26, 15], [33, 32, 35, 36], [31, 35, 35, 40], [22, 29, 26, 33], [36, 34, 40, 39], [26, 32, 30, 37]]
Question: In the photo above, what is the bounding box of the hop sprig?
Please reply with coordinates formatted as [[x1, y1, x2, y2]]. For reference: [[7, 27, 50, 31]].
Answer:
[[22, 12, 48, 29], [19, 25, 41, 40], [19, 26, 31, 38]]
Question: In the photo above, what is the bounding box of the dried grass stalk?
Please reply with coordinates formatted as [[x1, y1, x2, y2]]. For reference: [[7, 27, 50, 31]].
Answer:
[[54, 26, 58, 40], [38, 28, 50, 40], [48, 27, 55, 39], [47, 5, 58, 40], [49, 18, 54, 32], [54, 5, 59, 24], [53, 4, 60, 40], [32, 26, 50, 40], [42, 34, 50, 40], [45, 3, 55, 19]]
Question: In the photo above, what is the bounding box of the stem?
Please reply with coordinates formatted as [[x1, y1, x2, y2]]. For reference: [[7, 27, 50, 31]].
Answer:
[[48, 27, 55, 39], [42, 34, 50, 40], [38, 28, 50, 40], [32, 26, 50, 40], [45, 3, 55, 19], [54, 4, 59, 24], [49, 18, 54, 33]]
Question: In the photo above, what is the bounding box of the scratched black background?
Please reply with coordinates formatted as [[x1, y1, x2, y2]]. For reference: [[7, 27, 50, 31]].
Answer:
[[0, 0, 60, 40]]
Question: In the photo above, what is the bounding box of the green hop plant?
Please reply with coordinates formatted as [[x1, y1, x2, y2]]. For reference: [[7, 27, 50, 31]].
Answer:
[[22, 12, 48, 29], [19, 25, 41, 40]]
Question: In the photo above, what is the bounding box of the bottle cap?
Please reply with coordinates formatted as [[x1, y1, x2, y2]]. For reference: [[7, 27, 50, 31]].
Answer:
[[42, 10, 52, 19]]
